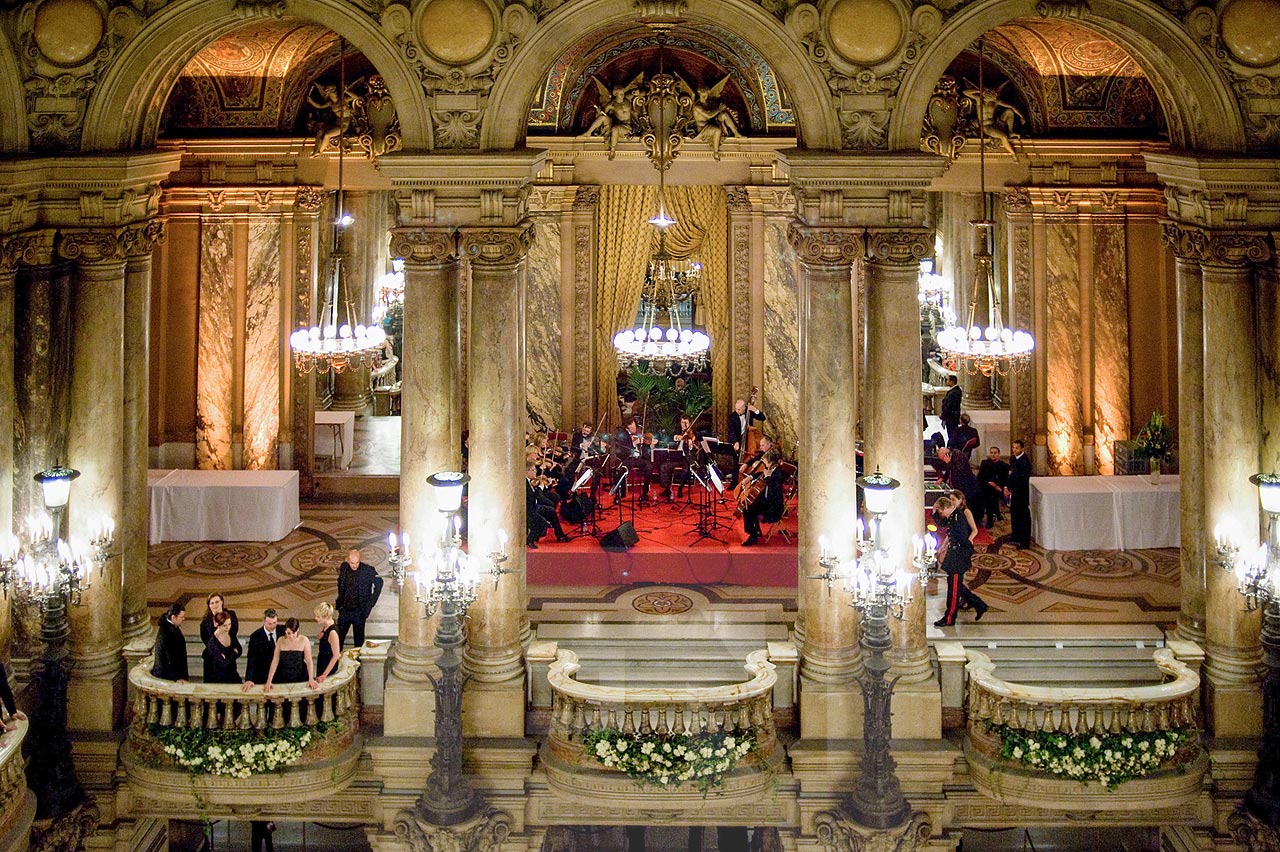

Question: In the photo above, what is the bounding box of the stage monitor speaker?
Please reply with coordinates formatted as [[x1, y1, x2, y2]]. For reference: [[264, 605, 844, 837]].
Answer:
[[601, 521, 638, 552]]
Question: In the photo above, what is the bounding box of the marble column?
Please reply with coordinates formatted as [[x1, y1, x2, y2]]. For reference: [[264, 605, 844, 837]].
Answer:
[[1199, 233, 1269, 738], [788, 224, 862, 740], [60, 232, 127, 733], [0, 253, 16, 666], [122, 222, 164, 650], [384, 228, 460, 737], [1164, 225, 1206, 643], [459, 225, 533, 738], [865, 230, 939, 739]]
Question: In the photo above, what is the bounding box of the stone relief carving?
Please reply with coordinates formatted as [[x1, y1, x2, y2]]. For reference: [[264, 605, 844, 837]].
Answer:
[[787, 224, 864, 265], [1160, 221, 1273, 267], [866, 228, 931, 265], [920, 75, 966, 163], [458, 223, 536, 264], [390, 227, 460, 264], [814, 810, 932, 852], [394, 806, 512, 852], [572, 223, 593, 425], [0, 228, 53, 271], [30, 800, 100, 852]]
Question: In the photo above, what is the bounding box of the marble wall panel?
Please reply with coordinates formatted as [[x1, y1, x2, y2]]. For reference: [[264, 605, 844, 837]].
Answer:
[[196, 219, 235, 470], [1259, 265, 1280, 473], [526, 218, 562, 430], [243, 218, 281, 470], [1045, 218, 1083, 475], [1090, 220, 1130, 475], [762, 218, 800, 453]]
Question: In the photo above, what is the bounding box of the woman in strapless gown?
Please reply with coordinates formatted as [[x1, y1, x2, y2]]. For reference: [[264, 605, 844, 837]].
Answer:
[[313, 603, 341, 683], [265, 617, 316, 690]]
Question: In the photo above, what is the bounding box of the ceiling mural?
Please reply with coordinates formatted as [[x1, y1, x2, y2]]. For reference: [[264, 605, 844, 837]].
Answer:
[[161, 20, 341, 134], [528, 23, 794, 135]]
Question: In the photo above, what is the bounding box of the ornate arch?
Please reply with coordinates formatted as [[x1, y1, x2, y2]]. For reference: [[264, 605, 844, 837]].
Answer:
[[0, 27, 26, 153], [889, 0, 1245, 153], [81, 0, 430, 152], [483, 0, 838, 150]]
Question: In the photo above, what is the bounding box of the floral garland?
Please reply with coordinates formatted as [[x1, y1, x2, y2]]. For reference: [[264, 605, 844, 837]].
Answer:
[[150, 724, 327, 778], [990, 724, 1196, 789], [582, 727, 755, 792]]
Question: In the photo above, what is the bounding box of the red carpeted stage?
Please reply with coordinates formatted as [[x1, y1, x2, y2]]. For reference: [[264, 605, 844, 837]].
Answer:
[[526, 496, 800, 587]]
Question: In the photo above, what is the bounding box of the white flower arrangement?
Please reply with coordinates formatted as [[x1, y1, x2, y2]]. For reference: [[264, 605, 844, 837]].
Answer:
[[151, 725, 324, 778], [991, 724, 1195, 789], [582, 727, 755, 792]]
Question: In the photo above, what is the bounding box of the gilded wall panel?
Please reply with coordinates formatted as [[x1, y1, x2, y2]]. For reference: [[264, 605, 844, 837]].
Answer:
[[762, 218, 800, 455], [196, 219, 235, 470], [1045, 218, 1083, 475], [526, 218, 562, 431], [243, 218, 281, 470], [1090, 220, 1130, 475]]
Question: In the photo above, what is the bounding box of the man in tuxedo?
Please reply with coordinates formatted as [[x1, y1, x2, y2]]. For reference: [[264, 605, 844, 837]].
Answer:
[[940, 375, 962, 440], [1005, 439, 1033, 548], [611, 417, 653, 504], [526, 462, 570, 548], [658, 414, 700, 500], [933, 446, 980, 507], [947, 412, 981, 455], [150, 602, 188, 682], [726, 397, 766, 458], [242, 609, 285, 689], [742, 452, 787, 546], [336, 548, 384, 650], [976, 446, 1010, 528]]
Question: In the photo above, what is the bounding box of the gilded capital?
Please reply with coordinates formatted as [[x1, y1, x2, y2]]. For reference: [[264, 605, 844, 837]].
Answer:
[[866, 228, 932, 266], [1160, 221, 1206, 262], [57, 228, 128, 264], [787, 223, 864, 266], [458, 224, 536, 266], [390, 228, 459, 264], [120, 219, 167, 258], [0, 229, 55, 272], [1161, 221, 1273, 267]]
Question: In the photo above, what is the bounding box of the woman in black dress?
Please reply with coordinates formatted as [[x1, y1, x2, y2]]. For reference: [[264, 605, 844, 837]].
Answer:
[[933, 493, 988, 627], [265, 618, 317, 691], [200, 593, 241, 683], [313, 602, 341, 683], [204, 611, 241, 684]]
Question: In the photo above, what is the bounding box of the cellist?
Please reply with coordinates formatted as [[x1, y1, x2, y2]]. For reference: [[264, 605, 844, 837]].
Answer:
[[742, 451, 786, 547]]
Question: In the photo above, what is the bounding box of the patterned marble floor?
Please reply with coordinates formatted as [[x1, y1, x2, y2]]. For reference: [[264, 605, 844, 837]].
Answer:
[[146, 504, 1180, 627]]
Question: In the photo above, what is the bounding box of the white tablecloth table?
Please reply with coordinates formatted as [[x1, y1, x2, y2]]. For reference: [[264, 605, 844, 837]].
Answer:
[[148, 469, 300, 544], [315, 410, 355, 470], [1030, 474, 1179, 551], [966, 409, 1012, 456]]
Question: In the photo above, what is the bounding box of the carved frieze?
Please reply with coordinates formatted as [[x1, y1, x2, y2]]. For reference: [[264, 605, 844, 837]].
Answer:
[[458, 223, 535, 265], [394, 806, 512, 852], [787, 224, 864, 266], [390, 227, 460, 264], [814, 810, 932, 852]]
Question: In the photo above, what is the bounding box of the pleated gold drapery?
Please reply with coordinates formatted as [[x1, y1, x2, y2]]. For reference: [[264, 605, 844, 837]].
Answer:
[[593, 185, 730, 433]]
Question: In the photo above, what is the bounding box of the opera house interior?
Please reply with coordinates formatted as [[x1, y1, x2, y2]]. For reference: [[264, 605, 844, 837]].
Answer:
[[1, 0, 1280, 849]]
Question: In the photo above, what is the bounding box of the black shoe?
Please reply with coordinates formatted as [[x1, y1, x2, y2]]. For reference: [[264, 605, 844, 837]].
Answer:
[[527, 541, 539, 549], [743, 535, 759, 547], [933, 618, 954, 628], [556, 533, 571, 543], [975, 602, 989, 621]]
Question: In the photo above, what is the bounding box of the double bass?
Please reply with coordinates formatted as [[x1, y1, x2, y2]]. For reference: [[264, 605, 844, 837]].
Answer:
[[743, 386, 763, 458]]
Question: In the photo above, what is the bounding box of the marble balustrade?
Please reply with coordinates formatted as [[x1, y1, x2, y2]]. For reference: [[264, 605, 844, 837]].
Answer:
[[0, 718, 28, 835]]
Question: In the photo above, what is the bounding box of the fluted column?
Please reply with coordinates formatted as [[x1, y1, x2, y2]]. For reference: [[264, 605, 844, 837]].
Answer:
[[1163, 224, 1207, 644], [60, 229, 128, 732], [1198, 230, 1270, 737], [865, 231, 937, 732], [121, 222, 164, 650], [384, 228, 460, 737], [788, 224, 862, 740], [459, 225, 533, 738]]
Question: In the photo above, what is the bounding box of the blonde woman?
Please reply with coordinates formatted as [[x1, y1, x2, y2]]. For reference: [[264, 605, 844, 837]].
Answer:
[[264, 618, 317, 691], [933, 493, 989, 627], [314, 602, 341, 683]]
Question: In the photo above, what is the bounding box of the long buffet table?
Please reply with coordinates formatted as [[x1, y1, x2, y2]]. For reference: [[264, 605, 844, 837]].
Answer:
[[148, 469, 300, 544], [1030, 475, 1179, 551]]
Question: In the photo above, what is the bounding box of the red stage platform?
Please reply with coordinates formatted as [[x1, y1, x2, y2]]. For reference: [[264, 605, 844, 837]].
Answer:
[[526, 497, 800, 587]]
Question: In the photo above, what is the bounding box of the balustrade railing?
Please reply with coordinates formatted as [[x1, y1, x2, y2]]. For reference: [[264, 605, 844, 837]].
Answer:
[[546, 648, 778, 772], [0, 719, 28, 834]]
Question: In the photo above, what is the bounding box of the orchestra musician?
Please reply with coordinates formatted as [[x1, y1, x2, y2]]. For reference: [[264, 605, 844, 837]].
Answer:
[[657, 414, 701, 500], [737, 435, 774, 478], [611, 417, 654, 505], [726, 396, 766, 483], [526, 461, 570, 548], [741, 451, 787, 547]]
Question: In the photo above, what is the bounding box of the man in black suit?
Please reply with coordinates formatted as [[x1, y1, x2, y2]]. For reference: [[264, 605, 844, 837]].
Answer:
[[947, 412, 981, 455], [940, 375, 962, 441], [726, 397, 766, 459], [336, 548, 384, 650], [976, 446, 1010, 528], [611, 418, 653, 504], [526, 462, 570, 547], [742, 452, 787, 547], [241, 609, 285, 689], [1005, 439, 1033, 548], [151, 602, 188, 682], [933, 446, 980, 507]]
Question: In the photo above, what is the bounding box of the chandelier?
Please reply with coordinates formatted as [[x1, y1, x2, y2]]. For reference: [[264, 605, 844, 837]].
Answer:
[[289, 42, 387, 375], [371, 257, 405, 326], [612, 231, 710, 375], [935, 39, 1034, 378]]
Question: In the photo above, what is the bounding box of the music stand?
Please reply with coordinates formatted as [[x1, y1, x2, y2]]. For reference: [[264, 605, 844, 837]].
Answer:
[[571, 468, 602, 538], [687, 464, 725, 544], [608, 465, 634, 526]]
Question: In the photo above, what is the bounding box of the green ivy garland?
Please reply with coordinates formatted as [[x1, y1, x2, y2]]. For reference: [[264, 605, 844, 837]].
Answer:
[[582, 727, 755, 792], [990, 724, 1196, 789], [149, 723, 335, 778]]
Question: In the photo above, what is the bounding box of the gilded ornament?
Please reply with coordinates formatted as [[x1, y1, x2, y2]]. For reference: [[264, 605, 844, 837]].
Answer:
[[826, 0, 902, 66], [389, 228, 459, 264], [1221, 0, 1280, 67], [419, 0, 496, 65], [33, 0, 104, 66], [787, 225, 864, 265]]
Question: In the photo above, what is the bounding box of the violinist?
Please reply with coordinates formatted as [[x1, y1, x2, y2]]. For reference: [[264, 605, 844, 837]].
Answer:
[[658, 414, 700, 501], [742, 451, 787, 547], [611, 417, 654, 505], [526, 461, 570, 548], [572, 422, 595, 460]]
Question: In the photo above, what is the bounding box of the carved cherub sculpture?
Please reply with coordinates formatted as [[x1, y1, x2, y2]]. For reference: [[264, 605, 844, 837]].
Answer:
[[962, 79, 1024, 160], [308, 82, 356, 158], [582, 73, 645, 159], [689, 74, 740, 159]]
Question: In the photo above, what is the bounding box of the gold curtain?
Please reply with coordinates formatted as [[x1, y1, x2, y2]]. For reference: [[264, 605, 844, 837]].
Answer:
[[593, 184, 730, 434], [595, 185, 658, 430]]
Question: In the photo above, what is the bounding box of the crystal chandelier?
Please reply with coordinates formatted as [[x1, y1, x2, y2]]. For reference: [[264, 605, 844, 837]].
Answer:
[[935, 39, 1034, 378], [612, 230, 710, 376], [289, 43, 387, 375]]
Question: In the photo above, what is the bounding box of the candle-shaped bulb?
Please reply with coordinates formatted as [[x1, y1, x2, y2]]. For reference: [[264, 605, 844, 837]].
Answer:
[[818, 534, 829, 558], [388, 531, 397, 551]]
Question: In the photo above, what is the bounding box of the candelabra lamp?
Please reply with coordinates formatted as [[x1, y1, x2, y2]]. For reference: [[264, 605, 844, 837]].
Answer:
[[0, 466, 113, 821], [1216, 473, 1280, 828], [387, 472, 510, 827], [812, 469, 938, 830]]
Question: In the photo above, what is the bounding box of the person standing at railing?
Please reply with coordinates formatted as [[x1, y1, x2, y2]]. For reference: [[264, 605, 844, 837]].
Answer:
[[199, 593, 241, 683], [204, 612, 241, 684], [264, 618, 317, 691], [335, 548, 383, 651], [314, 603, 341, 683], [0, 659, 26, 732], [150, 602, 188, 683], [242, 609, 284, 690]]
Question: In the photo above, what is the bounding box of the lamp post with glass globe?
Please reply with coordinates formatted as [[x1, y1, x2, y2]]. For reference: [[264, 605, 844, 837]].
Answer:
[[811, 469, 938, 829], [387, 472, 510, 826]]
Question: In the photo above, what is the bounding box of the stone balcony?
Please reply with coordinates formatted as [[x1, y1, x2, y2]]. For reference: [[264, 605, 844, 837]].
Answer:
[[541, 647, 781, 806], [121, 654, 362, 813], [963, 647, 1208, 811], [0, 718, 33, 852]]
